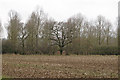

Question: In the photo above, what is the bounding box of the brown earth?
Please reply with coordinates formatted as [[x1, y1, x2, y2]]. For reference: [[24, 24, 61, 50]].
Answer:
[[2, 54, 118, 78]]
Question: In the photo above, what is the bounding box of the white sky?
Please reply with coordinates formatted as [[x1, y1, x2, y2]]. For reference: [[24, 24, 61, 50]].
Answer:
[[0, 0, 119, 38]]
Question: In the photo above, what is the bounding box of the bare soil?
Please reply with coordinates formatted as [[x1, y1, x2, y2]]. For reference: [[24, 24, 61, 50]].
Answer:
[[2, 54, 118, 78]]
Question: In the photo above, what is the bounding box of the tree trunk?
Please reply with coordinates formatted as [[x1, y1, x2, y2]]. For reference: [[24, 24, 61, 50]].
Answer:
[[107, 36, 109, 45], [36, 34, 38, 54], [98, 35, 101, 45], [66, 51, 69, 55], [52, 51, 55, 55], [60, 48, 63, 55], [22, 40, 25, 55]]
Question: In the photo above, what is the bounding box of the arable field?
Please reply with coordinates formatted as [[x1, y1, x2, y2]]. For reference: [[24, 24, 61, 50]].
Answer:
[[2, 54, 118, 78]]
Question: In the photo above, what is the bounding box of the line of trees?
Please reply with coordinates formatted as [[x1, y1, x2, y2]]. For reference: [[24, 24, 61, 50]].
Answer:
[[1, 8, 118, 55]]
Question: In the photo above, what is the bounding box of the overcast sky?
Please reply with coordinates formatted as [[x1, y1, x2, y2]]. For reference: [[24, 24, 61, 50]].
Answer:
[[0, 0, 119, 38]]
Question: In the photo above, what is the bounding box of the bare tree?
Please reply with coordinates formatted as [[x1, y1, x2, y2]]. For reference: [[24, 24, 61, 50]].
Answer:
[[7, 10, 22, 53], [95, 15, 106, 46], [35, 9, 47, 54], [0, 21, 3, 38], [50, 21, 76, 55], [40, 19, 57, 54], [68, 13, 84, 54], [25, 12, 38, 54], [2, 8, 117, 55], [104, 21, 112, 45], [19, 23, 29, 54], [25, 9, 47, 54]]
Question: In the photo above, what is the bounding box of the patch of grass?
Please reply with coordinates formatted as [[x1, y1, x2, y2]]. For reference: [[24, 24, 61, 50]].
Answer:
[[2, 75, 11, 80], [14, 63, 30, 67]]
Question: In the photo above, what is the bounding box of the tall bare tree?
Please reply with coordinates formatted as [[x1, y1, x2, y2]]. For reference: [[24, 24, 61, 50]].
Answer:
[[25, 9, 47, 54], [40, 19, 56, 54], [0, 21, 3, 38], [104, 21, 112, 45], [95, 15, 106, 46], [19, 23, 29, 54], [35, 9, 47, 54], [25, 12, 37, 54], [68, 13, 84, 54], [7, 10, 21, 53]]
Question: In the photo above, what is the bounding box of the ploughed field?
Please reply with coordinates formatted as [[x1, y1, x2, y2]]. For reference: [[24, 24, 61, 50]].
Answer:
[[2, 54, 118, 78]]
